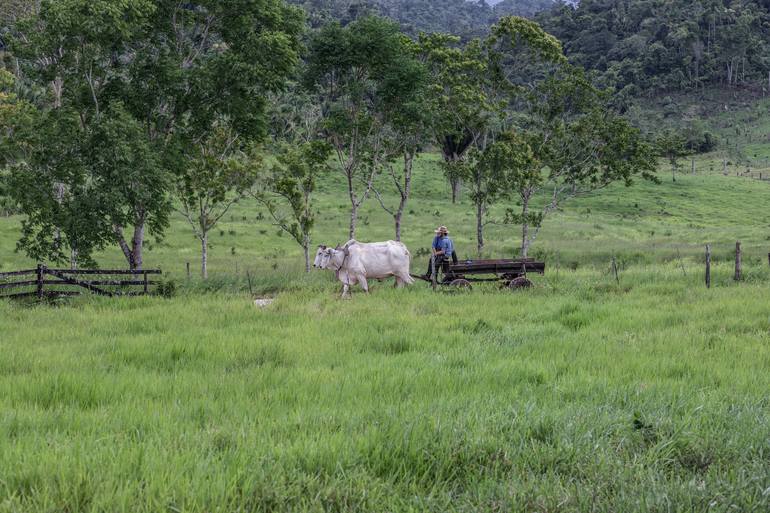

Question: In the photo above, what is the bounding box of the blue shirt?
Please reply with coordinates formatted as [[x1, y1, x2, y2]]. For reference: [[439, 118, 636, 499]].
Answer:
[[433, 235, 454, 255]]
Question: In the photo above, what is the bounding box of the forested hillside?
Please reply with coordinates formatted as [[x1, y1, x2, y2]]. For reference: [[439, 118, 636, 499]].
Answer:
[[290, 0, 555, 37], [287, 0, 770, 97], [537, 0, 770, 95]]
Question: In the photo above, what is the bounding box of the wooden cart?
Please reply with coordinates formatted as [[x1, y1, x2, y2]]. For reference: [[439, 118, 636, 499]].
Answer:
[[412, 257, 545, 290]]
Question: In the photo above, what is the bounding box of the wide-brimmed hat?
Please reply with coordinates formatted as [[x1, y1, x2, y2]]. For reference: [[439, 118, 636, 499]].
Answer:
[[434, 225, 449, 234]]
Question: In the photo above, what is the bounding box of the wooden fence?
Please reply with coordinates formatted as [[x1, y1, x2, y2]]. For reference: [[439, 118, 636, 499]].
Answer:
[[0, 265, 162, 299]]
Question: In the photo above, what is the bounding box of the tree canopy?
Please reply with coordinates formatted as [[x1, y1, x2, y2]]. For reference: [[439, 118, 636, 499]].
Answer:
[[4, 0, 304, 268], [537, 0, 770, 95], [289, 0, 556, 38]]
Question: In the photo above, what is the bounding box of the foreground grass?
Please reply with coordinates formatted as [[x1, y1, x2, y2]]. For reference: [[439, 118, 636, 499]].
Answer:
[[2, 265, 769, 512]]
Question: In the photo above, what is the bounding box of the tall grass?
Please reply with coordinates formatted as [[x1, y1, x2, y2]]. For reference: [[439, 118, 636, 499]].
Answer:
[[2, 101, 770, 510], [1, 265, 769, 511]]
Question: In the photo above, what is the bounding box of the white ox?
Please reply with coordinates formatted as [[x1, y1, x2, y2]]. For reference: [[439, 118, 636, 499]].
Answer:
[[313, 239, 414, 297]]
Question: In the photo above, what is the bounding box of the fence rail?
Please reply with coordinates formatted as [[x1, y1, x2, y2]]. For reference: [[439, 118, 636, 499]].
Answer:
[[0, 265, 162, 299]]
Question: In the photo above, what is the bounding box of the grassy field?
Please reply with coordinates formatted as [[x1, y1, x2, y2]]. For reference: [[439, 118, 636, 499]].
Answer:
[[2, 94, 770, 511], [3, 151, 770, 285], [2, 265, 770, 512]]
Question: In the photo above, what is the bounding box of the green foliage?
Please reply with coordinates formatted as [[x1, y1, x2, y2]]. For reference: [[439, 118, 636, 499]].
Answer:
[[260, 141, 333, 252], [419, 15, 565, 204], [176, 118, 260, 277], [655, 129, 691, 181], [253, 139, 333, 269], [304, 15, 427, 237], [480, 131, 542, 227], [154, 278, 178, 298], [289, 0, 556, 38], [538, 0, 770, 93], [5, 0, 304, 267]]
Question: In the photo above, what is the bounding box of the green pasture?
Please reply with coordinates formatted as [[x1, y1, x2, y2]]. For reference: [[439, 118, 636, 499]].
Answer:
[[2, 152, 770, 284], [1, 265, 769, 511], [3, 96, 770, 511]]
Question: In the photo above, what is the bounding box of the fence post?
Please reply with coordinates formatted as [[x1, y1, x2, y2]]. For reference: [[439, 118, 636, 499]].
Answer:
[[36, 263, 44, 299], [734, 241, 742, 281], [705, 245, 711, 288], [611, 256, 619, 284], [186, 262, 190, 280], [143, 270, 149, 294]]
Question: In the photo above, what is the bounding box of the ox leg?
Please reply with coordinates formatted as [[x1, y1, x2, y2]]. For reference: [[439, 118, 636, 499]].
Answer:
[[341, 281, 351, 299], [358, 275, 369, 293], [394, 276, 402, 288], [341, 271, 357, 299], [396, 273, 413, 287]]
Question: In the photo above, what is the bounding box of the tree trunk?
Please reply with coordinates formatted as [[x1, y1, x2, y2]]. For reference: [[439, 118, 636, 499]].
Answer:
[[450, 177, 460, 204], [201, 231, 208, 279], [521, 220, 529, 258], [114, 225, 135, 269], [475, 201, 484, 256], [303, 233, 310, 273], [348, 204, 357, 241], [346, 164, 359, 240], [131, 221, 144, 271], [394, 151, 414, 242], [520, 192, 532, 258]]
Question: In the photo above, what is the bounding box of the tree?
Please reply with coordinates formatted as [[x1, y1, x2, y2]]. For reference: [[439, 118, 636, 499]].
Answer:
[[419, 16, 564, 204], [286, 0, 555, 38], [8, 0, 303, 269], [255, 141, 332, 272], [304, 16, 421, 239], [370, 38, 430, 241], [419, 33, 489, 203], [3, 91, 112, 267], [509, 70, 657, 257], [176, 120, 259, 279], [655, 130, 689, 182], [476, 132, 540, 255]]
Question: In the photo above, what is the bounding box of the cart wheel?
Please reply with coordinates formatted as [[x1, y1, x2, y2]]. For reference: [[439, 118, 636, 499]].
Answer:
[[508, 276, 533, 290], [449, 278, 473, 290]]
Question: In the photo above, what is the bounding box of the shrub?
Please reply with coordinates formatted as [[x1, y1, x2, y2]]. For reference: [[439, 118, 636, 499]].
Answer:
[[155, 279, 178, 298]]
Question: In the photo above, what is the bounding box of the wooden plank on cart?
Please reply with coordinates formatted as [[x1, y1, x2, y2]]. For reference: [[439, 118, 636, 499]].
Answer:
[[448, 259, 545, 275]]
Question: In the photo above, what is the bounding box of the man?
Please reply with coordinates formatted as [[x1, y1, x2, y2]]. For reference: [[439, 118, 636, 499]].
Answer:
[[425, 225, 458, 278]]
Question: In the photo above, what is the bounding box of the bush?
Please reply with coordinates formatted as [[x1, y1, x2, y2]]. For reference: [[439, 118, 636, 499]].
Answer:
[[155, 279, 178, 298], [686, 130, 717, 153]]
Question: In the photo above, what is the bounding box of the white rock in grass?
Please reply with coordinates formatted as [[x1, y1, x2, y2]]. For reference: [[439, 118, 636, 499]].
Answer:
[[253, 298, 274, 308]]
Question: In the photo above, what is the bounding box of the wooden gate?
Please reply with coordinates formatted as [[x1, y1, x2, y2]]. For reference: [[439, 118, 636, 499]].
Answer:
[[0, 265, 162, 299]]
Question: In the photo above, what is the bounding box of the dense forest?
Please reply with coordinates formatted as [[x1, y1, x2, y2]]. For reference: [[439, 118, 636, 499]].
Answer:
[[4, 1, 770, 97], [537, 0, 770, 94], [286, 0, 770, 96], [289, 0, 556, 37]]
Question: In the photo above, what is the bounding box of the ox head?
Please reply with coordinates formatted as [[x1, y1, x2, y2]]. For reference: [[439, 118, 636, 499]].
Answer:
[[313, 245, 334, 269], [313, 244, 346, 270]]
